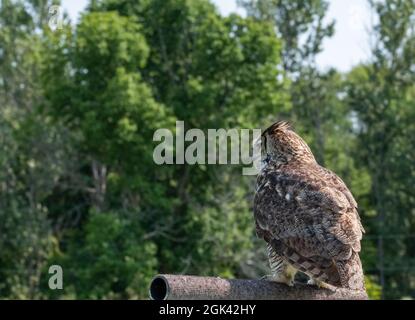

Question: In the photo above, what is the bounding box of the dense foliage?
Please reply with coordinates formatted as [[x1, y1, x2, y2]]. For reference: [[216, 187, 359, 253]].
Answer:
[[0, 0, 414, 299]]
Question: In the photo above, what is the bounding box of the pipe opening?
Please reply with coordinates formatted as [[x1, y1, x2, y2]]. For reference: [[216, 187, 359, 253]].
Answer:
[[150, 276, 168, 300]]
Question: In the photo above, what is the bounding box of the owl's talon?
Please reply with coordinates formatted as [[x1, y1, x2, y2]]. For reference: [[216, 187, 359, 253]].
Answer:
[[307, 278, 318, 286], [307, 278, 336, 291]]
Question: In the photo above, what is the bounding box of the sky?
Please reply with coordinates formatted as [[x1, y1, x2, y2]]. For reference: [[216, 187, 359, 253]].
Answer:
[[61, 0, 373, 73]]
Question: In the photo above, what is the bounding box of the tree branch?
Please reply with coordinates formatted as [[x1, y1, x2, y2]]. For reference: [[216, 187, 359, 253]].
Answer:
[[149, 274, 368, 300]]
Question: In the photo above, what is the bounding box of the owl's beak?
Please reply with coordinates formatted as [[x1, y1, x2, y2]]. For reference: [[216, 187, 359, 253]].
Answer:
[[262, 153, 270, 164]]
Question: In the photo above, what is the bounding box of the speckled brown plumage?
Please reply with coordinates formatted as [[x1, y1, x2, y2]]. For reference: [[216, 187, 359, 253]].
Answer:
[[254, 121, 365, 290]]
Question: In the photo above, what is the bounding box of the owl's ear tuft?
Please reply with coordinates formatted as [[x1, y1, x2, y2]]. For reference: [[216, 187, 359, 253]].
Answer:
[[274, 120, 292, 131], [263, 120, 292, 136]]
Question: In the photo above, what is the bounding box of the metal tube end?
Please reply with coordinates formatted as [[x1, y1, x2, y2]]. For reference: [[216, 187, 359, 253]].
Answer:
[[149, 275, 169, 300]]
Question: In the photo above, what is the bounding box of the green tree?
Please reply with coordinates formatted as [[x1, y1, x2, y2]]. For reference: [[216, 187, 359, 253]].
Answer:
[[238, 0, 334, 72], [239, 0, 338, 165], [346, 0, 415, 299], [39, 1, 289, 297], [50, 211, 157, 299], [0, 0, 64, 299], [83, 0, 289, 278]]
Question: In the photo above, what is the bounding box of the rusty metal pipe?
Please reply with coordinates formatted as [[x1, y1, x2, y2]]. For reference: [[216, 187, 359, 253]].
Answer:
[[149, 274, 368, 300]]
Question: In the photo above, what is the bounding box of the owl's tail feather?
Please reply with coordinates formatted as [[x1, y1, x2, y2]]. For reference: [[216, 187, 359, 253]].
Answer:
[[264, 229, 366, 290], [268, 238, 342, 287]]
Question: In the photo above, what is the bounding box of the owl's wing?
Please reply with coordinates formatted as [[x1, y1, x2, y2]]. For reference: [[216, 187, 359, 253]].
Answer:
[[254, 165, 363, 262], [318, 166, 365, 235], [254, 165, 365, 287]]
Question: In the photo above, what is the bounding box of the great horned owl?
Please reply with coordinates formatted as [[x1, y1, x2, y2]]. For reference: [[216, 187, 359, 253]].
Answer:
[[254, 121, 365, 290]]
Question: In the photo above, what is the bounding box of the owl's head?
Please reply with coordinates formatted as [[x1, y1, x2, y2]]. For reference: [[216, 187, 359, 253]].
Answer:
[[261, 121, 316, 165]]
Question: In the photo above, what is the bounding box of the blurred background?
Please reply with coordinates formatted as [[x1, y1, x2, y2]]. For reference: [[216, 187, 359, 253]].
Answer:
[[0, 0, 414, 300]]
